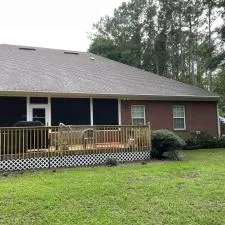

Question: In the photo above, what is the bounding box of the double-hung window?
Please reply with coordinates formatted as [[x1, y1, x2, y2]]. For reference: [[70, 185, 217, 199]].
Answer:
[[131, 105, 145, 125], [173, 105, 186, 130]]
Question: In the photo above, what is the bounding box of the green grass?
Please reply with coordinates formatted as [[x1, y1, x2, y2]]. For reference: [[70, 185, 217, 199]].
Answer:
[[0, 149, 225, 225]]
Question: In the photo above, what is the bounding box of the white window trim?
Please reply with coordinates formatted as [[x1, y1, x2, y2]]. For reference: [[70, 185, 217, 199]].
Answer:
[[131, 105, 146, 125], [173, 105, 186, 131]]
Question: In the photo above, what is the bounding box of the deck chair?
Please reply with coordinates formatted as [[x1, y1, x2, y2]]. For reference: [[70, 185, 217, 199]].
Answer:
[[82, 128, 96, 149]]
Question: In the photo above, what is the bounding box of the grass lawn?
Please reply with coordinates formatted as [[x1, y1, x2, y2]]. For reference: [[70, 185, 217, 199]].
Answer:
[[0, 149, 225, 225]]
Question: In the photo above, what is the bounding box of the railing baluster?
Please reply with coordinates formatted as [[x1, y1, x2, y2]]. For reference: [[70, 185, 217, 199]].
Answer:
[[0, 124, 151, 165]]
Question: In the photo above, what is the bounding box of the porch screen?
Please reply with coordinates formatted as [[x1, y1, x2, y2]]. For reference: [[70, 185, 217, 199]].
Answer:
[[93, 99, 118, 125], [51, 98, 90, 125], [0, 97, 26, 127]]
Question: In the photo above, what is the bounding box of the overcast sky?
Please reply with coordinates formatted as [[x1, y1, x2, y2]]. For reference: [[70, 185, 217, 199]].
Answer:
[[0, 0, 126, 51]]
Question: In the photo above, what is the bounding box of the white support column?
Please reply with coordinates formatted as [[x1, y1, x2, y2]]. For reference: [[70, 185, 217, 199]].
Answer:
[[48, 97, 51, 126], [90, 98, 94, 126], [217, 103, 221, 137], [118, 99, 122, 125], [26, 96, 30, 121]]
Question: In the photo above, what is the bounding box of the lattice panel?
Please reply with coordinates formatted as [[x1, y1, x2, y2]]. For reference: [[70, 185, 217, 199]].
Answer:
[[0, 151, 151, 171], [0, 157, 49, 171]]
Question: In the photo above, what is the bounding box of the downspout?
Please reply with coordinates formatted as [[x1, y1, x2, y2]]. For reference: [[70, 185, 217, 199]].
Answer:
[[217, 103, 221, 137]]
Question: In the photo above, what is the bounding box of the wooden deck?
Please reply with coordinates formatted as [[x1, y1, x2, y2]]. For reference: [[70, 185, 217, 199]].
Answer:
[[0, 125, 151, 160]]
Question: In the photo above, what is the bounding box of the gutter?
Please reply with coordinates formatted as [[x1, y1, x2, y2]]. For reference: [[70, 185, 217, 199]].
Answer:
[[0, 90, 220, 102]]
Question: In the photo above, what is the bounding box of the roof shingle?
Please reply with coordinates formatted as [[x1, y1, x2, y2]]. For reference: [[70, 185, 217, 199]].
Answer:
[[0, 44, 219, 101]]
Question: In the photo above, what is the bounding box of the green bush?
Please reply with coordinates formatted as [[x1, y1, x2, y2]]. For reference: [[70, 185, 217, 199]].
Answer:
[[105, 158, 118, 167], [151, 129, 185, 159], [184, 132, 224, 150], [216, 137, 225, 148], [167, 150, 183, 161]]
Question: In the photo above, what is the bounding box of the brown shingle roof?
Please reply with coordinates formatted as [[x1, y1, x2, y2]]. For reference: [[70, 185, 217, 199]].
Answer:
[[0, 44, 219, 101]]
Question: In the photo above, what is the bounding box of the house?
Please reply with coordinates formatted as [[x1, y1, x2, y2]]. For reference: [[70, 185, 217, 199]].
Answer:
[[0, 44, 220, 136]]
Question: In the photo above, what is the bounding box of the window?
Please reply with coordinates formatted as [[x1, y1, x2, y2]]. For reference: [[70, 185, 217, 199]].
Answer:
[[30, 97, 48, 104], [173, 105, 186, 130], [131, 105, 145, 125]]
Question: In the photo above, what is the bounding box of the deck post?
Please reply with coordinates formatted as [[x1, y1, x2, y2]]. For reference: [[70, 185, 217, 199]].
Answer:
[[118, 99, 122, 125], [26, 96, 30, 121], [147, 122, 151, 150], [48, 97, 51, 126]]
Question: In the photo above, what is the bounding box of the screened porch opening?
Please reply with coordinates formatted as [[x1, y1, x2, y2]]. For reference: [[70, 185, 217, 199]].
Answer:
[[51, 98, 90, 125], [0, 97, 26, 127], [93, 99, 118, 125], [51, 98, 119, 126]]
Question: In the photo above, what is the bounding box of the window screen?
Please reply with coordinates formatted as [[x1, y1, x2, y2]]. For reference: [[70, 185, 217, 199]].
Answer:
[[131, 105, 145, 125], [173, 105, 186, 130]]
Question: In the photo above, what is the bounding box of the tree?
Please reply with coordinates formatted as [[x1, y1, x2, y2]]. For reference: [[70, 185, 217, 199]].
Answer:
[[90, 0, 147, 68], [89, 0, 223, 90]]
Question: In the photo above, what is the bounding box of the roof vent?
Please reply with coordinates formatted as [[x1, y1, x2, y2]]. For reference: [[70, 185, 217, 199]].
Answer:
[[64, 51, 79, 55], [19, 47, 36, 51], [90, 57, 95, 60]]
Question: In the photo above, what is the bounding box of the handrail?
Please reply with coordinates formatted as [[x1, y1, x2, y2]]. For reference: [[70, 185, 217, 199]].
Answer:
[[0, 124, 151, 160]]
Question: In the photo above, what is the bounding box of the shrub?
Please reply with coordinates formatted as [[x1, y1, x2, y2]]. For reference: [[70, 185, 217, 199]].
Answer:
[[167, 150, 183, 161], [151, 129, 185, 159], [216, 137, 225, 148], [184, 132, 221, 150], [105, 158, 118, 167]]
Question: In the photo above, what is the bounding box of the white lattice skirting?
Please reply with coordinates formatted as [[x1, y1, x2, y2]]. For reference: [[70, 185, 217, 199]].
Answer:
[[0, 151, 151, 171]]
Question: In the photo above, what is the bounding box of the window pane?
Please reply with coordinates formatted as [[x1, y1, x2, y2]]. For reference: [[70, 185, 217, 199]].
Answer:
[[173, 118, 185, 129], [33, 108, 46, 125], [132, 118, 145, 125], [33, 108, 45, 117], [30, 97, 48, 104], [131, 106, 144, 118], [173, 106, 184, 118]]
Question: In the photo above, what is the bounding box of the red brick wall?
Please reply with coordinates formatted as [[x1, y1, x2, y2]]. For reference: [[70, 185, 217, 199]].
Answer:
[[121, 100, 218, 135]]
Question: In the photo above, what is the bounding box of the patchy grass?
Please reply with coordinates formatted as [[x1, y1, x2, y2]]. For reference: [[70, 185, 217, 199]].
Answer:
[[0, 149, 225, 225]]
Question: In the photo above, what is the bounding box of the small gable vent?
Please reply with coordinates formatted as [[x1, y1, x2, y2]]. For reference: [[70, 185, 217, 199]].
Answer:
[[64, 51, 79, 55], [19, 47, 36, 51]]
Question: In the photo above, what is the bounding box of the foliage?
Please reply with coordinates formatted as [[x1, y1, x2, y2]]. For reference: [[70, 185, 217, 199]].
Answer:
[[105, 157, 118, 166], [167, 150, 183, 161], [184, 132, 225, 150], [1, 150, 225, 224], [214, 70, 225, 111], [89, 0, 225, 91], [151, 129, 185, 159]]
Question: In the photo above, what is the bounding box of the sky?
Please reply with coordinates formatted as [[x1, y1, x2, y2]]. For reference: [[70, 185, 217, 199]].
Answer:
[[0, 0, 126, 52]]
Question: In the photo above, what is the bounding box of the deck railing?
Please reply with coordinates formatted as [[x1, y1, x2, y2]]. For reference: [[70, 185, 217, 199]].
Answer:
[[0, 124, 151, 160]]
